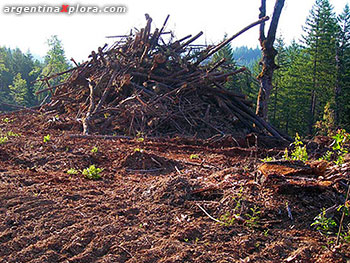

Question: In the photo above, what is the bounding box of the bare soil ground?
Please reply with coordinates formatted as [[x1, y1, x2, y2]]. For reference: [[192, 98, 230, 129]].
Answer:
[[0, 111, 349, 263]]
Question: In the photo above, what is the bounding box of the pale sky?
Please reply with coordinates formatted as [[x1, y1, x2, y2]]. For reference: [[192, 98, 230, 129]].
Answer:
[[1, 0, 349, 62]]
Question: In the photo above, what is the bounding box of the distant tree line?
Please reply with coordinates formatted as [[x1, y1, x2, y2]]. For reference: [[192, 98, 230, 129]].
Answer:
[[232, 46, 261, 70], [0, 35, 71, 111]]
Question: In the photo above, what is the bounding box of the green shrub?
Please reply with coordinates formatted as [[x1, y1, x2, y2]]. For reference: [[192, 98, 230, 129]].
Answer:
[[67, 168, 78, 175], [91, 146, 98, 153], [319, 129, 349, 166], [82, 165, 102, 180], [331, 129, 349, 165], [43, 134, 51, 143], [311, 208, 337, 235], [284, 133, 308, 162], [0, 136, 8, 144], [190, 154, 200, 160], [261, 156, 275, 162], [245, 206, 261, 228]]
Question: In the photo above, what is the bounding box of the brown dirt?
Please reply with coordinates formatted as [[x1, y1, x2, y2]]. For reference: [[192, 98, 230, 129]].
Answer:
[[0, 111, 350, 263]]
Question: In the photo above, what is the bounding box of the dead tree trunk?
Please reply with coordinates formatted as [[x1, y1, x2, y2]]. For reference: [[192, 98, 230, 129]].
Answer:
[[256, 0, 285, 120]]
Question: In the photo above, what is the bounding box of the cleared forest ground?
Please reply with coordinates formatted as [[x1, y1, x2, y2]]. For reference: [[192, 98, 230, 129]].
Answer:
[[0, 111, 349, 263]]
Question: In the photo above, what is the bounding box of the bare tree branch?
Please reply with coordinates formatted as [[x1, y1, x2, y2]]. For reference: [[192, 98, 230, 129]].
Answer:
[[266, 0, 286, 47], [259, 0, 267, 42], [196, 16, 269, 65]]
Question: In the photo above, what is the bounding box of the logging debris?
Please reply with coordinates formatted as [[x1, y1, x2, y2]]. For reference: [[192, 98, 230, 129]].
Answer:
[[37, 14, 289, 141]]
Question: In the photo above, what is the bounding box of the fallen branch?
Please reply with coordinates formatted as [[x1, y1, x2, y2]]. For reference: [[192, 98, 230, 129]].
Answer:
[[195, 203, 226, 224], [336, 178, 350, 245]]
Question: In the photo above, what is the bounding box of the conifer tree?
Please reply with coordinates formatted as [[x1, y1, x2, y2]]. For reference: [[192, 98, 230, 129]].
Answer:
[[39, 35, 71, 101], [0, 48, 41, 110], [269, 36, 289, 126], [271, 41, 310, 136], [302, 0, 339, 134], [9, 73, 28, 106], [337, 4, 350, 129]]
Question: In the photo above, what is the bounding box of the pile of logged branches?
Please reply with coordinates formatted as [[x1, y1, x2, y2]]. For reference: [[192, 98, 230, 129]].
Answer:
[[37, 14, 289, 141]]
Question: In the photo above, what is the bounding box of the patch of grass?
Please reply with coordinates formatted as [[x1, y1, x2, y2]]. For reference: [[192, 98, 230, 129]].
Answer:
[[245, 205, 261, 228], [194, 237, 199, 244], [136, 137, 144, 142], [189, 154, 200, 160], [0, 136, 8, 144], [0, 130, 20, 144], [320, 151, 333, 162], [219, 188, 244, 226], [82, 165, 103, 180], [262, 133, 308, 163], [261, 156, 275, 162], [6, 131, 20, 137], [136, 131, 145, 142], [43, 134, 51, 143], [311, 201, 350, 245], [284, 133, 308, 162], [2, 118, 13, 123], [331, 129, 349, 166], [342, 229, 350, 243], [219, 212, 238, 226], [311, 208, 337, 235], [67, 168, 79, 175], [319, 129, 349, 166], [263, 229, 269, 237], [134, 148, 144, 153], [91, 146, 98, 153]]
